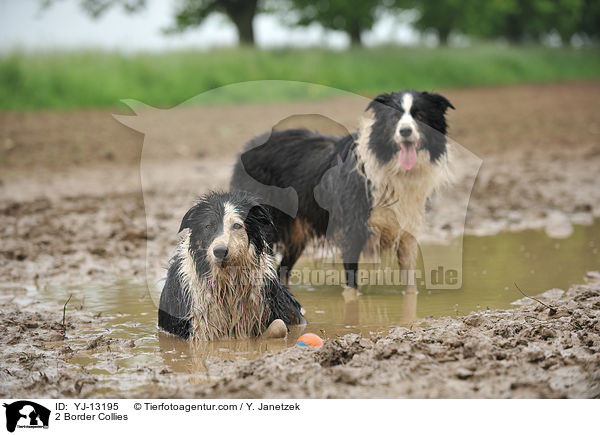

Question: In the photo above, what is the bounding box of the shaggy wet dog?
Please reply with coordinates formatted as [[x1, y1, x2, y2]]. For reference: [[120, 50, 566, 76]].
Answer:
[[158, 191, 305, 341], [230, 90, 454, 288]]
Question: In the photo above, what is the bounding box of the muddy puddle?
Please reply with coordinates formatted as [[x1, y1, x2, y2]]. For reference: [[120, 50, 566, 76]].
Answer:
[[6, 220, 598, 385], [295, 219, 600, 335]]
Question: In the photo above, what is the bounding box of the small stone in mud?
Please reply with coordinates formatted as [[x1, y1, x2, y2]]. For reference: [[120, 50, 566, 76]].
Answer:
[[525, 347, 545, 362], [544, 211, 573, 239], [540, 328, 556, 340], [585, 271, 600, 283], [573, 203, 592, 213], [6, 336, 20, 345], [463, 316, 481, 327], [59, 345, 73, 355], [86, 335, 111, 350], [456, 368, 474, 380], [47, 332, 65, 341]]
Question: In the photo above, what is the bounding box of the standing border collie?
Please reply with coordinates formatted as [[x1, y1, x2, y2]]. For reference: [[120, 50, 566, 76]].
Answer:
[[230, 90, 454, 288], [158, 191, 305, 341]]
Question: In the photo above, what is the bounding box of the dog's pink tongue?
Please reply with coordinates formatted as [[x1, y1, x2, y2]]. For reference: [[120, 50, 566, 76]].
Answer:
[[400, 146, 417, 170]]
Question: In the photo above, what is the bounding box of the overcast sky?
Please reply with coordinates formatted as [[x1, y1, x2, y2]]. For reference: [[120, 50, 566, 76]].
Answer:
[[0, 0, 419, 52]]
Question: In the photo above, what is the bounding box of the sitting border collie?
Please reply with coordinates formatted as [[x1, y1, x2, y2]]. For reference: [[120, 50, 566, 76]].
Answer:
[[230, 90, 454, 289], [158, 191, 305, 341]]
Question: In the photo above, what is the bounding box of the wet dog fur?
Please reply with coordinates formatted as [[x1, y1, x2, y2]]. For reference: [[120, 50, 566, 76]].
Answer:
[[230, 90, 454, 289], [158, 191, 305, 340]]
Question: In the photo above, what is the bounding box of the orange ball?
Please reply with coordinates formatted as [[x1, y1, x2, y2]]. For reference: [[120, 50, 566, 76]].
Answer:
[[297, 333, 324, 347]]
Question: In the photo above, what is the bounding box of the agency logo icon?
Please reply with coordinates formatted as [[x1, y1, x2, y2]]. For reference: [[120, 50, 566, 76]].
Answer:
[[3, 401, 50, 433], [114, 80, 481, 302]]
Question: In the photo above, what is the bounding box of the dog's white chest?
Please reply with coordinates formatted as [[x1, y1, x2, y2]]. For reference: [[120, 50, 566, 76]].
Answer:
[[366, 159, 440, 247], [368, 194, 425, 248]]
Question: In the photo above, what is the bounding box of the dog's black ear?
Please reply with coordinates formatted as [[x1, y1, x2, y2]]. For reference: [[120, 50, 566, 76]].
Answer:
[[367, 92, 393, 111], [245, 204, 276, 253], [178, 206, 196, 233], [424, 92, 455, 111], [246, 204, 275, 232]]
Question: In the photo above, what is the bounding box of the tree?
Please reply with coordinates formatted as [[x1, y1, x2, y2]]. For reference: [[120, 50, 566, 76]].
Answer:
[[473, 0, 585, 44], [42, 0, 263, 46], [576, 0, 600, 41], [169, 0, 259, 45], [285, 0, 392, 46], [397, 0, 476, 45], [403, 0, 591, 45]]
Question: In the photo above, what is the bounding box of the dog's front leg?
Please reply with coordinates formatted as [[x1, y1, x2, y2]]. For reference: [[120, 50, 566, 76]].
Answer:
[[262, 318, 287, 339], [397, 231, 419, 292], [397, 232, 419, 322], [340, 224, 370, 290]]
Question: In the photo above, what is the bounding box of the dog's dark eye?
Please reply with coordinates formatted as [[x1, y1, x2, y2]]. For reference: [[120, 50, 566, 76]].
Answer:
[[232, 223, 242, 230], [205, 224, 214, 230], [416, 113, 424, 120]]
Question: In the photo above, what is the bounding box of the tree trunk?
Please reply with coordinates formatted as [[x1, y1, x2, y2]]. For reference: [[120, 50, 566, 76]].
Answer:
[[438, 28, 450, 45], [348, 25, 362, 46], [223, 0, 257, 46], [505, 14, 524, 44], [233, 13, 255, 45]]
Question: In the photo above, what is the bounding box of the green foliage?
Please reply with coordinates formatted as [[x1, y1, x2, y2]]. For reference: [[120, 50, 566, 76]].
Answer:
[[169, 0, 259, 44], [285, 0, 388, 45], [44, 0, 600, 46], [396, 0, 479, 44], [44, 0, 262, 45], [1, 45, 599, 110], [579, 0, 600, 40], [469, 0, 585, 43], [404, 0, 600, 44]]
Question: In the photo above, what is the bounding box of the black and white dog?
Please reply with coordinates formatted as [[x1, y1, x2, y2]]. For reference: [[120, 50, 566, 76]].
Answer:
[[158, 191, 305, 340], [230, 90, 454, 288]]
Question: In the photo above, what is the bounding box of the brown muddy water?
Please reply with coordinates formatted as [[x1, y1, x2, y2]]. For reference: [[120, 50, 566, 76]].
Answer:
[[10, 221, 599, 379]]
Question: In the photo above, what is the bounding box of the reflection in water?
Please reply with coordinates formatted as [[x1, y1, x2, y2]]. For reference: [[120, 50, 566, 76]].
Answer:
[[157, 326, 306, 374], [401, 290, 418, 324], [342, 288, 359, 326], [32, 220, 599, 375], [286, 219, 600, 336]]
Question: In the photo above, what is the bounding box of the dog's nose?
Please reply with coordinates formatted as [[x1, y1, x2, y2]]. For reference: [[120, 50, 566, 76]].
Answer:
[[399, 126, 412, 138], [213, 245, 228, 260]]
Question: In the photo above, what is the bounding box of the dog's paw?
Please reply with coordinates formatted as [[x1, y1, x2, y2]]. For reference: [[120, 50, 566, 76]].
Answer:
[[263, 319, 287, 339]]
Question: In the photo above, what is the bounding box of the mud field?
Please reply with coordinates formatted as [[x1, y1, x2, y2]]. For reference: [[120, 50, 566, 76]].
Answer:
[[0, 81, 599, 398], [1, 273, 599, 398]]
